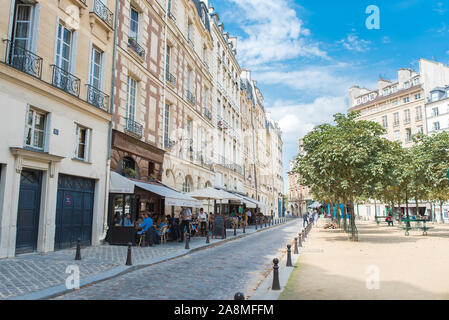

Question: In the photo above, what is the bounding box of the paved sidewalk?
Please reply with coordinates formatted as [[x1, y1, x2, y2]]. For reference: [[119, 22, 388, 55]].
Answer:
[[279, 221, 449, 300], [0, 219, 292, 300]]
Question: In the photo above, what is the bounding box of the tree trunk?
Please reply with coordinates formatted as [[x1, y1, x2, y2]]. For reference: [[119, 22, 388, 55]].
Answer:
[[397, 196, 402, 225], [342, 202, 347, 232], [405, 190, 410, 228], [349, 200, 357, 241], [440, 201, 444, 224], [415, 198, 419, 219], [336, 203, 341, 227]]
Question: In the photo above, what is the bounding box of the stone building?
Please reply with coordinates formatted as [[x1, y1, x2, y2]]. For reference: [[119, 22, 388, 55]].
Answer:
[[0, 0, 115, 257], [209, 5, 244, 197], [348, 58, 449, 220]]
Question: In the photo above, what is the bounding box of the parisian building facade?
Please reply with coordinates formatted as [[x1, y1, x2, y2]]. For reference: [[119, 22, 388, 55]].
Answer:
[[0, 0, 284, 257], [348, 58, 449, 222]]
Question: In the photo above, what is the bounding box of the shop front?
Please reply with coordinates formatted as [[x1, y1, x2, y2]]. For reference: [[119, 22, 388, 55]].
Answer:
[[106, 172, 202, 245]]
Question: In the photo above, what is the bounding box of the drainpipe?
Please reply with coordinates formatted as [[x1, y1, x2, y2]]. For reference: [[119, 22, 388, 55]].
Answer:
[[101, 0, 120, 241]]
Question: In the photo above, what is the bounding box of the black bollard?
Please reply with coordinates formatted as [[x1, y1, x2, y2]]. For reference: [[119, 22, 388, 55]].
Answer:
[[302, 229, 306, 241], [75, 239, 81, 260], [264, 220, 267, 228], [243, 222, 246, 233], [298, 233, 303, 247], [272, 258, 281, 290], [294, 237, 299, 254], [206, 230, 210, 244], [255, 219, 258, 230], [125, 243, 133, 266], [185, 232, 190, 249], [234, 292, 245, 300], [286, 244, 293, 267], [234, 223, 237, 236]]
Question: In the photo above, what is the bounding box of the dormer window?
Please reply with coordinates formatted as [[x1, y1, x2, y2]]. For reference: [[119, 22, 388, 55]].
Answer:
[[404, 81, 410, 89], [413, 77, 420, 86], [383, 88, 389, 96], [363, 96, 368, 103], [369, 93, 375, 101], [392, 86, 398, 93]]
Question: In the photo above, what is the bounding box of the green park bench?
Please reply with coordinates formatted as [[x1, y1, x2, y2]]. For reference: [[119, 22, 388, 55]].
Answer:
[[374, 215, 388, 225], [401, 219, 432, 236]]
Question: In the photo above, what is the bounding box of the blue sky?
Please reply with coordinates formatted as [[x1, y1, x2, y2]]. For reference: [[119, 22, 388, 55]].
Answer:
[[210, 0, 449, 192]]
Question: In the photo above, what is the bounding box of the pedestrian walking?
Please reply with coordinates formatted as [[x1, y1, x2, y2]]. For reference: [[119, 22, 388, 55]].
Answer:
[[303, 212, 308, 227]]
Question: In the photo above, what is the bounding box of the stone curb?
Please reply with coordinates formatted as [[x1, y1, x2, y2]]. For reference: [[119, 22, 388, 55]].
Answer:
[[11, 218, 298, 300]]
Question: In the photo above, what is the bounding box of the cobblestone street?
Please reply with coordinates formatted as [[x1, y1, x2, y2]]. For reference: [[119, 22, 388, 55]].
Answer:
[[53, 219, 302, 300]]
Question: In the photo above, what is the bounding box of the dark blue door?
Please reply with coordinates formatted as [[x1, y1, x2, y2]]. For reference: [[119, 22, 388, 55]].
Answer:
[[16, 169, 42, 254], [55, 174, 94, 249]]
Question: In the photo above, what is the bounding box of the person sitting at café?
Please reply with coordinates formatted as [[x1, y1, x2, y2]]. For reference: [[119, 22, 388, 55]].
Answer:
[[156, 217, 168, 236], [121, 213, 133, 227], [137, 213, 153, 245]]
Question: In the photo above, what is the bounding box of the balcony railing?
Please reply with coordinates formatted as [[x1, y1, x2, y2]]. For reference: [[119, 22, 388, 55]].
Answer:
[[86, 84, 109, 112], [125, 118, 143, 138], [164, 138, 176, 150], [187, 38, 194, 48], [128, 38, 146, 60], [203, 107, 212, 120], [92, 0, 114, 29], [168, 12, 176, 22], [50, 64, 81, 97], [186, 90, 195, 105], [4, 40, 43, 79], [166, 70, 176, 86]]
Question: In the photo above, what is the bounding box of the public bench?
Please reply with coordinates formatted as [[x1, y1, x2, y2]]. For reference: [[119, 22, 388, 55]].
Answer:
[[374, 215, 388, 225], [401, 219, 432, 236]]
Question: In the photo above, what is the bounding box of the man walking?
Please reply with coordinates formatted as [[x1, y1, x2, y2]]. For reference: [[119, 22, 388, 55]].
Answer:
[[198, 208, 207, 236], [303, 211, 309, 227], [179, 206, 192, 241]]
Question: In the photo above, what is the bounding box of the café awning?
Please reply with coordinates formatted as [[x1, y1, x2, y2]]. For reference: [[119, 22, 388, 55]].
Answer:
[[134, 181, 203, 208], [186, 187, 239, 200], [109, 171, 135, 194], [232, 194, 257, 208]]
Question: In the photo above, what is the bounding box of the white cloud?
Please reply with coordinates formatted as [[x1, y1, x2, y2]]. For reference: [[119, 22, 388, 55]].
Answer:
[[267, 96, 348, 144], [228, 0, 327, 66], [338, 33, 371, 52]]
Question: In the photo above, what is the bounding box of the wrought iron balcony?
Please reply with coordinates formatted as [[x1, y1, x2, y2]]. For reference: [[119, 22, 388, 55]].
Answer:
[[92, 0, 114, 29], [128, 38, 146, 60], [4, 40, 43, 79], [186, 90, 195, 105], [187, 38, 194, 48], [125, 118, 143, 138], [203, 107, 212, 120], [50, 64, 80, 97], [166, 70, 176, 86], [86, 84, 110, 112], [168, 12, 176, 22], [164, 138, 176, 150]]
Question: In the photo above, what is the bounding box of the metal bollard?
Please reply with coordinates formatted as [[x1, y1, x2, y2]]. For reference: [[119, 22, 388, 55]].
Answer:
[[75, 239, 81, 260], [294, 237, 299, 254], [272, 258, 281, 290], [298, 233, 303, 247], [302, 229, 306, 241], [265, 220, 267, 228], [243, 222, 246, 233], [286, 244, 293, 267], [185, 232, 190, 249], [206, 230, 210, 244], [125, 243, 133, 266], [255, 219, 258, 230], [234, 223, 237, 236], [234, 292, 245, 300]]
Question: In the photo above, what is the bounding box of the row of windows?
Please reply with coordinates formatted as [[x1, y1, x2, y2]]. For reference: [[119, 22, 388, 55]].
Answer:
[[380, 106, 423, 128], [25, 108, 90, 162], [355, 80, 421, 106]]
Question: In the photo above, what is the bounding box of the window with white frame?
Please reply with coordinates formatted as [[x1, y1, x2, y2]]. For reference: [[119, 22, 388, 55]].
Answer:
[[382, 115, 388, 128], [432, 107, 439, 117], [434, 121, 440, 131], [405, 128, 412, 142], [417, 125, 423, 134], [415, 106, 422, 121], [25, 108, 46, 150], [414, 93, 421, 100], [404, 81, 410, 89], [130, 7, 139, 41], [404, 109, 410, 123], [11, 1, 35, 52], [403, 96, 410, 103], [74, 124, 90, 161], [89, 46, 103, 89], [383, 88, 389, 96], [392, 85, 398, 93], [126, 76, 137, 122], [393, 112, 399, 126], [394, 130, 400, 141], [413, 77, 420, 86], [55, 22, 73, 71]]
